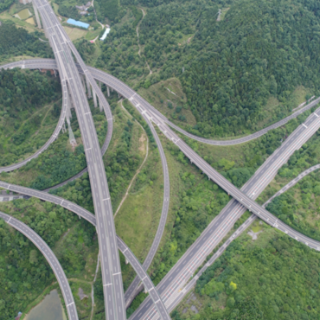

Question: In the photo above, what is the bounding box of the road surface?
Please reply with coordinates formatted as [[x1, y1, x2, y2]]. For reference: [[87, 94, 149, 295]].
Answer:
[[159, 162, 320, 313], [32, 0, 126, 318], [2, 58, 320, 318], [0, 211, 79, 320], [2, 59, 319, 147], [0, 58, 171, 307], [0, 180, 169, 319]]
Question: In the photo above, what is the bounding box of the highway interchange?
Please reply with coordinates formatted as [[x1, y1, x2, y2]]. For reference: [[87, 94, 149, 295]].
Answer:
[[3, 55, 320, 318], [0, 211, 78, 320], [3, 57, 320, 319], [1, 1, 320, 318], [32, 1, 130, 320], [0, 180, 169, 319]]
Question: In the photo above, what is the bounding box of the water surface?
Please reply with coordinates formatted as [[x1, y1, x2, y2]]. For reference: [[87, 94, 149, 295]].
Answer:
[[26, 289, 65, 320]]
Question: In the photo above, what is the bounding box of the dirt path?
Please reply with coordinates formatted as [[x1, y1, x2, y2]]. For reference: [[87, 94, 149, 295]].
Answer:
[[89, 254, 100, 320], [136, 8, 152, 75], [113, 100, 149, 217], [92, 0, 104, 29]]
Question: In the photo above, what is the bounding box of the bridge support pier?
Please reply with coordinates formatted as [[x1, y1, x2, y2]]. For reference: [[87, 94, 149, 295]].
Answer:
[[81, 75, 86, 92], [107, 86, 110, 97], [93, 91, 98, 108], [125, 258, 128, 265], [66, 118, 77, 146], [32, 2, 42, 29], [86, 76, 92, 98], [62, 121, 66, 133]]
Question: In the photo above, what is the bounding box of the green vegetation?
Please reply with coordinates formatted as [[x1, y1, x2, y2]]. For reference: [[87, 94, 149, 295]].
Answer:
[[115, 102, 164, 288], [146, 136, 230, 287], [174, 223, 320, 320], [137, 77, 196, 127], [94, 0, 320, 138], [58, 4, 81, 20], [0, 20, 52, 61], [179, 0, 320, 137], [181, 112, 312, 188], [0, 197, 98, 320], [1, 102, 107, 190], [0, 0, 14, 13], [95, 0, 124, 22], [103, 102, 146, 208], [0, 69, 61, 166], [95, 8, 148, 86], [255, 130, 320, 243]]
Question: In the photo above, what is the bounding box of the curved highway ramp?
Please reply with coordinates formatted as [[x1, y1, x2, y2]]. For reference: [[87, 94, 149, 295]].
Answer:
[[0, 211, 79, 320]]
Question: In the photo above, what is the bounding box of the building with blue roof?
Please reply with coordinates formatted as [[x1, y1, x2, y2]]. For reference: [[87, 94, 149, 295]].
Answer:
[[66, 18, 89, 29]]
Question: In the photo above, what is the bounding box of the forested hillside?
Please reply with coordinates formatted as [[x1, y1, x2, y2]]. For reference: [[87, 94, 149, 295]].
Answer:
[[180, 0, 320, 137], [96, 0, 320, 137], [0, 21, 53, 61]]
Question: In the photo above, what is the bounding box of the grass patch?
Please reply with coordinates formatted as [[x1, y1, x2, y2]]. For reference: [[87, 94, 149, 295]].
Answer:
[[254, 86, 313, 131], [70, 280, 92, 318], [0, 10, 38, 33], [15, 8, 32, 20], [138, 77, 196, 127], [63, 26, 88, 41], [25, 16, 35, 25], [0, 99, 61, 167], [115, 132, 162, 287]]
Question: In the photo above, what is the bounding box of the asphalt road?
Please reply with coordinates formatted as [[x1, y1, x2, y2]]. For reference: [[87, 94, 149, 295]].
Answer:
[[129, 106, 320, 319], [4, 158, 319, 317], [162, 161, 320, 313], [2, 58, 319, 147], [164, 97, 320, 145], [2, 59, 320, 317], [0, 59, 171, 306], [0, 211, 79, 320], [263, 163, 320, 207], [0, 180, 169, 319], [32, 1, 126, 319]]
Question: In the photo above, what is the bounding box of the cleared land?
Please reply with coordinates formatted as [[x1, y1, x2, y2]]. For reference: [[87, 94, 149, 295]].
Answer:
[[63, 26, 87, 41]]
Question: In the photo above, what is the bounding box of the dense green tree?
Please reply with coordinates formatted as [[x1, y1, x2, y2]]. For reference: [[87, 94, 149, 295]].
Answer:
[[0, 20, 53, 59]]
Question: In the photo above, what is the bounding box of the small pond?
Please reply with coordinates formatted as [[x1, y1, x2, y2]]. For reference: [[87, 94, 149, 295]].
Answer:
[[26, 290, 66, 320]]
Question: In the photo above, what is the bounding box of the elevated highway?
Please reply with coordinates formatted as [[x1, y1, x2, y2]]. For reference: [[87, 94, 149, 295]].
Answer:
[[2, 59, 320, 318], [0, 180, 169, 319], [0, 58, 171, 307], [2, 59, 319, 146], [31, 0, 127, 318], [0, 211, 79, 320], [164, 162, 320, 312]]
